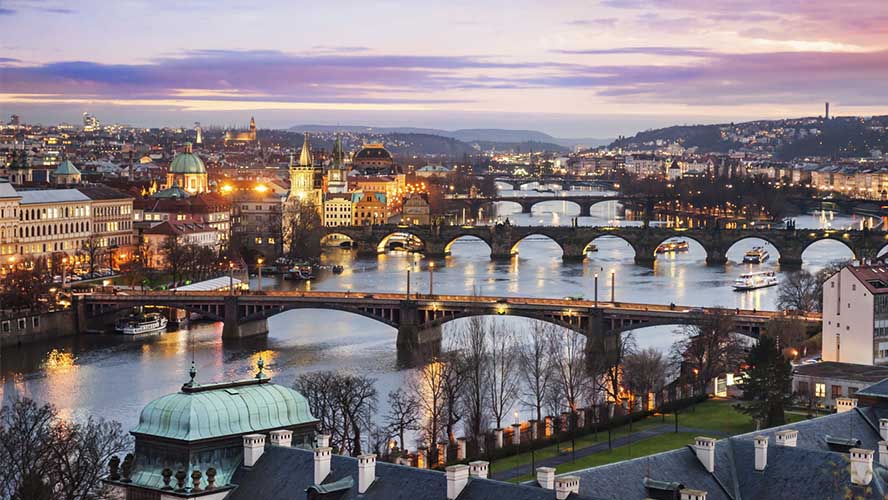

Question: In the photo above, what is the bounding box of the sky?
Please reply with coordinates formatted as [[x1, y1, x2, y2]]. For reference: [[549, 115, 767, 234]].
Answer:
[[2, 0, 888, 137]]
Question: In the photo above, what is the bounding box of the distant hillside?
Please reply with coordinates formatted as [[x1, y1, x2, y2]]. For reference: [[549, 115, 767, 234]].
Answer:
[[290, 124, 610, 149], [613, 124, 740, 152]]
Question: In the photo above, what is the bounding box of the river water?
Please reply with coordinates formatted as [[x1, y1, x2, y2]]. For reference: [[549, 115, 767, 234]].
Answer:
[[0, 188, 876, 444]]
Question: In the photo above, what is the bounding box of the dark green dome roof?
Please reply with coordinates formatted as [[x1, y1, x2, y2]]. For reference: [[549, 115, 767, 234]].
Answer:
[[169, 144, 206, 174]]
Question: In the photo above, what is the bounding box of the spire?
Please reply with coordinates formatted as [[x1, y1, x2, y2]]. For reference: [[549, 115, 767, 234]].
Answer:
[[298, 133, 312, 167], [250, 116, 256, 129], [288, 153, 295, 169], [332, 135, 345, 167], [184, 361, 198, 388], [256, 356, 268, 380]]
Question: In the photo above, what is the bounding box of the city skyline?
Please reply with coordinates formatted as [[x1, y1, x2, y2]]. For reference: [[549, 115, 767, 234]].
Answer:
[[3, 0, 888, 136]]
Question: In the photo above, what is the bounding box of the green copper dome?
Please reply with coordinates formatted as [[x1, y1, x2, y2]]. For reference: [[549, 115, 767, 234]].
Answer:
[[169, 143, 206, 174], [53, 160, 80, 175], [132, 378, 315, 442]]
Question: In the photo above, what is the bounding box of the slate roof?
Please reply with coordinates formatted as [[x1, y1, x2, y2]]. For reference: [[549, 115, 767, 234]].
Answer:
[[230, 446, 592, 500], [0, 182, 20, 199], [857, 378, 888, 399], [570, 408, 888, 500], [18, 188, 89, 204], [77, 185, 132, 201]]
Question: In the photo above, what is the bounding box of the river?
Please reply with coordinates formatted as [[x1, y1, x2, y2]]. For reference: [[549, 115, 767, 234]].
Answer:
[[0, 189, 875, 445]]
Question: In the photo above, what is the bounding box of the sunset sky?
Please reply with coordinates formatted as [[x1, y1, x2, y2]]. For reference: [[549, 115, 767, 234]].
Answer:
[[2, 0, 888, 136]]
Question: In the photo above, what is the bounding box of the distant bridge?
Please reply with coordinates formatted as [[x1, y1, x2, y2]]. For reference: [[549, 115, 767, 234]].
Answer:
[[321, 224, 887, 266], [75, 291, 816, 355], [442, 194, 640, 216]]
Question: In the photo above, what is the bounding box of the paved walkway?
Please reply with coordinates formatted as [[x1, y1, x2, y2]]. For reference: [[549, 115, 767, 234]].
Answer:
[[491, 424, 729, 481]]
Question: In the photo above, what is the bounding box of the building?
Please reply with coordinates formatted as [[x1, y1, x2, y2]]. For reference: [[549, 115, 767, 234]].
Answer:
[[16, 188, 93, 256], [166, 143, 209, 195], [0, 183, 21, 258], [352, 192, 386, 226], [821, 264, 888, 365], [224, 116, 258, 145], [793, 361, 888, 409], [77, 185, 135, 265], [326, 135, 349, 194], [352, 143, 394, 173], [323, 195, 353, 227], [143, 220, 219, 269], [416, 165, 451, 178], [134, 192, 230, 243], [401, 193, 430, 225], [287, 134, 323, 208], [51, 159, 81, 185], [104, 361, 319, 498], [231, 190, 284, 259]]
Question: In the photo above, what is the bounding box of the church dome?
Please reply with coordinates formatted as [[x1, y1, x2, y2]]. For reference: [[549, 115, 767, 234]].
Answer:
[[169, 143, 206, 174], [354, 144, 393, 161], [53, 160, 80, 175], [132, 378, 315, 442]]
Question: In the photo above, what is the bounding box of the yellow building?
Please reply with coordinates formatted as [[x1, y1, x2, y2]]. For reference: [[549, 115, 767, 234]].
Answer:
[[287, 133, 323, 208], [224, 116, 258, 144], [323, 195, 353, 227], [165, 143, 208, 195], [352, 192, 387, 226]]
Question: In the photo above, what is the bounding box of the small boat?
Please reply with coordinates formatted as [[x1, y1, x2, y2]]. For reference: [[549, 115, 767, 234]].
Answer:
[[115, 311, 168, 335], [656, 239, 689, 254], [284, 265, 315, 281], [733, 271, 779, 291], [743, 246, 770, 264], [331, 265, 344, 274]]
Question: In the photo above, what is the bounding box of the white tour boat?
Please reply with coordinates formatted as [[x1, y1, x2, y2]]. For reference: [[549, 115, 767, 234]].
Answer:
[[733, 271, 779, 291], [743, 246, 770, 264], [115, 312, 168, 335]]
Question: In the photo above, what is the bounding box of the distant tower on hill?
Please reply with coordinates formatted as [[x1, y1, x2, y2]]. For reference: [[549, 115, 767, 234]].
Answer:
[[825, 102, 830, 120]]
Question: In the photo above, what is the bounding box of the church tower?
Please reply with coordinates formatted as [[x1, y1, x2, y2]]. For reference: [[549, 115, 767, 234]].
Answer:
[[249, 116, 257, 141], [326, 135, 348, 193], [288, 133, 321, 206]]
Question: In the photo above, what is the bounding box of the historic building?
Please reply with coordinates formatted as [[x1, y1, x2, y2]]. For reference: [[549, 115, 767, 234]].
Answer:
[[143, 220, 220, 269], [325, 135, 349, 194], [401, 193, 430, 225], [51, 159, 81, 185], [323, 194, 353, 227], [166, 143, 208, 195], [224, 116, 258, 145], [352, 143, 395, 173], [231, 189, 284, 260], [77, 185, 135, 264], [287, 133, 323, 208], [0, 183, 21, 258], [134, 192, 230, 244], [352, 191, 387, 226]]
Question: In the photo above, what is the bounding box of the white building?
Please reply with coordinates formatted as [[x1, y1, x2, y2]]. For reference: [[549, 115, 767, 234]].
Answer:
[[323, 196, 353, 227], [822, 264, 888, 365]]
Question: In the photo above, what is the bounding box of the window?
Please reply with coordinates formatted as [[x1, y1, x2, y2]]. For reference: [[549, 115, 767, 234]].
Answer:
[[815, 383, 826, 398], [831, 385, 842, 398], [268, 237, 275, 244], [1, 321, 9, 333], [255, 237, 263, 244], [17, 318, 26, 330], [798, 381, 809, 394], [32, 317, 39, 328]]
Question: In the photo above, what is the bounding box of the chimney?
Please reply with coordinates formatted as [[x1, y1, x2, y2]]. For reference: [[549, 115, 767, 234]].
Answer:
[[314, 446, 332, 484], [850, 448, 874, 486], [680, 488, 708, 500], [879, 419, 888, 440], [536, 467, 555, 490], [317, 434, 330, 448], [269, 429, 292, 447], [879, 441, 888, 468], [358, 454, 376, 494], [243, 434, 265, 467], [469, 460, 489, 479], [775, 429, 798, 447], [554, 476, 580, 500], [836, 397, 858, 413], [446, 464, 469, 500], [694, 437, 716, 473], [754, 435, 768, 471]]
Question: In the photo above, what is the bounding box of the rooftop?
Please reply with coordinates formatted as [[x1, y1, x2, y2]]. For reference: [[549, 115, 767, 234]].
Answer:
[[18, 188, 89, 204], [793, 361, 888, 383]]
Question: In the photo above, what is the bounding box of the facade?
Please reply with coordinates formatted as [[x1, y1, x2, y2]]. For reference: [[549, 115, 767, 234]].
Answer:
[[16, 189, 93, 256], [401, 193, 430, 225], [231, 190, 284, 259], [0, 183, 21, 258], [77, 186, 135, 263], [51, 159, 81, 185], [323, 195, 353, 227], [224, 116, 258, 144], [134, 192, 230, 244], [326, 135, 349, 193], [287, 134, 323, 208], [143, 220, 219, 269], [166, 143, 209, 195], [821, 264, 888, 365], [352, 192, 386, 226], [352, 143, 394, 172], [792, 361, 888, 409]]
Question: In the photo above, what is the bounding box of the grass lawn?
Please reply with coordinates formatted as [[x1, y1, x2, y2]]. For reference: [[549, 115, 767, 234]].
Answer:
[[504, 432, 698, 483], [492, 398, 783, 475]]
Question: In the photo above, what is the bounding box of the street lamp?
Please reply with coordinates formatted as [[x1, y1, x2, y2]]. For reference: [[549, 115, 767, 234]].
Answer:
[[610, 271, 615, 303], [428, 261, 435, 296], [257, 257, 264, 292], [229, 261, 235, 295], [594, 273, 599, 308], [406, 265, 411, 299]]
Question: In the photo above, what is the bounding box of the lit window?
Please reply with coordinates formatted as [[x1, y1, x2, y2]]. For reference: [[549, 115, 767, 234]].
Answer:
[[815, 383, 826, 398], [255, 237, 263, 244]]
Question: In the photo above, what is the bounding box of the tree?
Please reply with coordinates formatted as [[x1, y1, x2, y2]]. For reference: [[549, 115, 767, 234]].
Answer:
[[283, 199, 322, 259], [517, 321, 556, 422], [776, 270, 819, 313], [672, 308, 746, 394], [735, 335, 794, 428], [0, 398, 130, 500], [765, 316, 808, 354], [589, 332, 635, 406], [160, 235, 186, 285], [293, 371, 377, 456], [457, 316, 488, 445], [383, 389, 420, 453], [440, 351, 465, 444], [80, 234, 104, 277], [549, 330, 592, 412], [0, 268, 50, 311], [621, 348, 668, 411], [411, 359, 448, 458], [486, 320, 519, 429]]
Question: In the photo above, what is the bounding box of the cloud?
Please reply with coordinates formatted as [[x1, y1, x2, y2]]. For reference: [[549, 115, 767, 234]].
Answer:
[[566, 18, 618, 28], [553, 46, 713, 57], [45, 7, 76, 14], [0, 8, 15, 15]]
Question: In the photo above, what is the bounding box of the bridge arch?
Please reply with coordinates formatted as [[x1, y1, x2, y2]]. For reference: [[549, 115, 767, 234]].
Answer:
[[800, 236, 855, 263], [509, 232, 566, 258], [582, 233, 637, 259], [529, 199, 582, 215], [320, 232, 355, 248], [650, 233, 709, 262], [376, 231, 427, 254], [241, 304, 400, 328], [443, 234, 493, 256], [724, 236, 782, 264], [492, 200, 523, 215]]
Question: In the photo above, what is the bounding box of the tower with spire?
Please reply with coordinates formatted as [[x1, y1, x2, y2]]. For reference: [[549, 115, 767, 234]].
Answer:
[[326, 134, 349, 193], [287, 133, 322, 207]]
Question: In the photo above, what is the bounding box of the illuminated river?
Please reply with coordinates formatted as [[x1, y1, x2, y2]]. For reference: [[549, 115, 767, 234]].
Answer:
[[0, 188, 875, 445]]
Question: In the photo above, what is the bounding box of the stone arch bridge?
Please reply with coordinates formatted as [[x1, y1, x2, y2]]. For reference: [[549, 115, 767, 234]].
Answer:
[[321, 224, 887, 266], [442, 195, 640, 217], [75, 291, 817, 359]]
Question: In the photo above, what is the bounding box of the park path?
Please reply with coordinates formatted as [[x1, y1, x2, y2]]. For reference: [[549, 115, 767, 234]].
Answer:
[[491, 424, 730, 481]]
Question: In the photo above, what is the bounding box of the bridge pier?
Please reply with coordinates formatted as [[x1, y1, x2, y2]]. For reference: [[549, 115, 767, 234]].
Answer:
[[705, 249, 728, 266], [562, 243, 587, 262], [395, 301, 442, 357], [221, 296, 269, 339], [634, 254, 655, 267]]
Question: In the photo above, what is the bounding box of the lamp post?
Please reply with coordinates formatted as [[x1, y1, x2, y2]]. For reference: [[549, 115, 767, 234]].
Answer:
[[229, 262, 235, 296], [406, 266, 411, 299], [428, 262, 434, 296], [594, 273, 599, 308], [610, 271, 615, 303], [257, 257, 264, 292], [61, 257, 68, 288]]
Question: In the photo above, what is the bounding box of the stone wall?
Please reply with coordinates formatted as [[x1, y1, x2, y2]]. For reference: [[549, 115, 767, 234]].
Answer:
[[0, 309, 78, 348]]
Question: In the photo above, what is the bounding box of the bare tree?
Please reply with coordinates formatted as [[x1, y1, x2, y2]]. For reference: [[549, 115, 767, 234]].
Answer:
[[80, 234, 104, 277], [440, 351, 465, 444], [622, 347, 668, 410], [486, 320, 519, 429], [283, 199, 322, 259], [549, 330, 592, 411], [588, 332, 635, 406], [457, 316, 488, 444], [294, 372, 343, 448], [517, 321, 556, 421], [0, 398, 130, 500], [776, 270, 819, 313], [384, 389, 420, 452], [160, 235, 186, 285], [672, 308, 746, 394], [294, 371, 377, 455], [411, 359, 448, 455]]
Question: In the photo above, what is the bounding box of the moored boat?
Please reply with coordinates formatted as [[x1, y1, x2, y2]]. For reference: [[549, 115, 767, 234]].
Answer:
[[743, 246, 770, 264], [733, 271, 779, 291], [656, 239, 689, 254], [115, 311, 168, 335]]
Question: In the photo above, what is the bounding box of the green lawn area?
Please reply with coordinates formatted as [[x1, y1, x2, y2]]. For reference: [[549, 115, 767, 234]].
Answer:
[[492, 398, 803, 476], [504, 432, 698, 483]]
